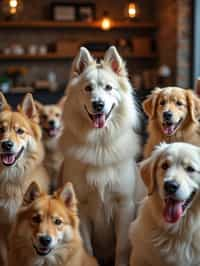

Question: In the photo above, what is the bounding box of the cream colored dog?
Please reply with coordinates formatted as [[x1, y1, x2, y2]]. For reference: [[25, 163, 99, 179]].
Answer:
[[60, 46, 143, 266], [130, 142, 200, 266]]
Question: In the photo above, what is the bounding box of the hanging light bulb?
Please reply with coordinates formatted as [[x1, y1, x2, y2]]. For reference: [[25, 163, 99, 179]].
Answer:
[[128, 3, 137, 18], [9, 0, 18, 8], [2, 0, 23, 19], [101, 11, 111, 31]]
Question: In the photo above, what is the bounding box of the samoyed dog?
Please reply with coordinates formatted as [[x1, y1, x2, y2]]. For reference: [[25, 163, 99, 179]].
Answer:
[[60, 46, 143, 266]]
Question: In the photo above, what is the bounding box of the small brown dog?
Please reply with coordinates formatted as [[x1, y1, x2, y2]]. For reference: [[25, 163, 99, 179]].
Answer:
[[36, 96, 66, 190], [8, 181, 98, 266], [0, 93, 50, 266], [143, 87, 200, 157]]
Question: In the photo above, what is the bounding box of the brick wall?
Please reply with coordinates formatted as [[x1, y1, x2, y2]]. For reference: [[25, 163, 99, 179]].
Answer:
[[156, 0, 193, 87]]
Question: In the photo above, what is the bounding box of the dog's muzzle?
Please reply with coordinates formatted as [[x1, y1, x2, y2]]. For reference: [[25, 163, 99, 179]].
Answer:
[[0, 146, 24, 166], [84, 104, 115, 129]]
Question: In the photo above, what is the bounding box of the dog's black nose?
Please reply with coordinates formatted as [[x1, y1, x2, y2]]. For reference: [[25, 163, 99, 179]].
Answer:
[[2, 140, 14, 152], [92, 100, 105, 113], [163, 111, 173, 121], [164, 180, 179, 194], [39, 235, 52, 247], [48, 120, 55, 128]]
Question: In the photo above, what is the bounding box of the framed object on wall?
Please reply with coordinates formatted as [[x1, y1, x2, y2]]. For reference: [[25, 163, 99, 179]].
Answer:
[[77, 4, 96, 22], [51, 3, 77, 21]]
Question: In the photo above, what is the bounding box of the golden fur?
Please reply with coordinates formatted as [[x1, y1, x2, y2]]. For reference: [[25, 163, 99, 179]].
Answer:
[[8, 182, 98, 266], [0, 93, 50, 266], [130, 142, 200, 266], [35, 97, 66, 190], [143, 87, 200, 157]]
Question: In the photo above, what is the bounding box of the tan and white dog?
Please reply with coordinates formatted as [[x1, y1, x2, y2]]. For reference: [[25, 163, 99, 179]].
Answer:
[[0, 93, 50, 266], [8, 182, 98, 266], [36, 97, 66, 190], [60, 46, 143, 266], [130, 142, 200, 266]]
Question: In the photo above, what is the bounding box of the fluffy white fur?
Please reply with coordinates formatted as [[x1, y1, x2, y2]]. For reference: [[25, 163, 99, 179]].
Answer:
[[60, 46, 144, 266]]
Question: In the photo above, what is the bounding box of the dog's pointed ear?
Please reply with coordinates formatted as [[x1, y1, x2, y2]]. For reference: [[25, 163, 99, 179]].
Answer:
[[58, 182, 77, 213], [142, 87, 161, 119], [0, 92, 11, 112], [195, 78, 200, 97], [186, 90, 200, 122], [23, 182, 41, 205], [57, 95, 67, 110], [71, 47, 94, 77], [35, 100, 44, 114], [20, 93, 39, 123], [104, 46, 126, 76]]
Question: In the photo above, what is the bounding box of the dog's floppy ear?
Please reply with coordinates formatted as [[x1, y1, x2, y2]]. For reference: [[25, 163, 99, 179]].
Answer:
[[186, 90, 200, 122], [20, 93, 39, 123], [57, 182, 77, 213], [0, 92, 11, 112], [140, 142, 168, 195], [142, 87, 161, 119], [23, 182, 41, 205], [71, 47, 94, 77], [104, 46, 127, 76], [57, 95, 67, 110], [139, 157, 156, 195]]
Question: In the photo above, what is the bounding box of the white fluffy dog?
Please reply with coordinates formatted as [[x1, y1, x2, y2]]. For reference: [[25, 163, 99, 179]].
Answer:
[[130, 142, 200, 266], [60, 46, 143, 266]]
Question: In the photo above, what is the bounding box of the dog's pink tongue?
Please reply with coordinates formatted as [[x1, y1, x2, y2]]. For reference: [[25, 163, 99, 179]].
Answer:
[[163, 125, 175, 135], [163, 198, 183, 223], [1, 154, 15, 165], [93, 114, 106, 128], [49, 128, 58, 137]]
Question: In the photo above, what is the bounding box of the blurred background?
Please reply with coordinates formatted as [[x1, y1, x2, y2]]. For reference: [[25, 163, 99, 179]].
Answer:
[[0, 0, 196, 105]]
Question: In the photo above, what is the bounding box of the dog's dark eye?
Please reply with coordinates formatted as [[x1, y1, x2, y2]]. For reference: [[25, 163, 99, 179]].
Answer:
[[186, 166, 195, 172], [105, 85, 112, 91], [55, 113, 60, 117], [54, 218, 62, 225], [0, 127, 5, 134], [32, 215, 41, 224], [85, 85, 93, 92], [41, 114, 48, 120], [16, 128, 24, 135], [161, 162, 169, 170], [176, 101, 183, 106], [160, 100, 166, 106]]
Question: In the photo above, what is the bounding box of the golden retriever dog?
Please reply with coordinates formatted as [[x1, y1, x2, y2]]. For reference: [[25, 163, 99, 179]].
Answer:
[[129, 142, 200, 266], [8, 181, 98, 266], [60, 46, 143, 266], [35, 97, 66, 190], [143, 87, 200, 157], [0, 93, 50, 266]]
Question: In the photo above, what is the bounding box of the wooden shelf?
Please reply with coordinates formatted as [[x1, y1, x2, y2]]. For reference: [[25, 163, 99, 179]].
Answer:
[[0, 53, 157, 61], [0, 20, 157, 30]]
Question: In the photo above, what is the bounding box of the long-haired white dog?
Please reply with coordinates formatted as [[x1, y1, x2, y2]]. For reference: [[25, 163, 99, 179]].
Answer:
[[60, 46, 143, 266]]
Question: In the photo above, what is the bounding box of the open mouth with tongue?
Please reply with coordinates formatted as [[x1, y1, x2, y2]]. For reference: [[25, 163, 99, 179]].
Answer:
[[44, 127, 60, 138], [33, 244, 52, 256], [162, 118, 183, 136], [163, 190, 196, 223], [84, 104, 115, 129], [0, 147, 24, 167]]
